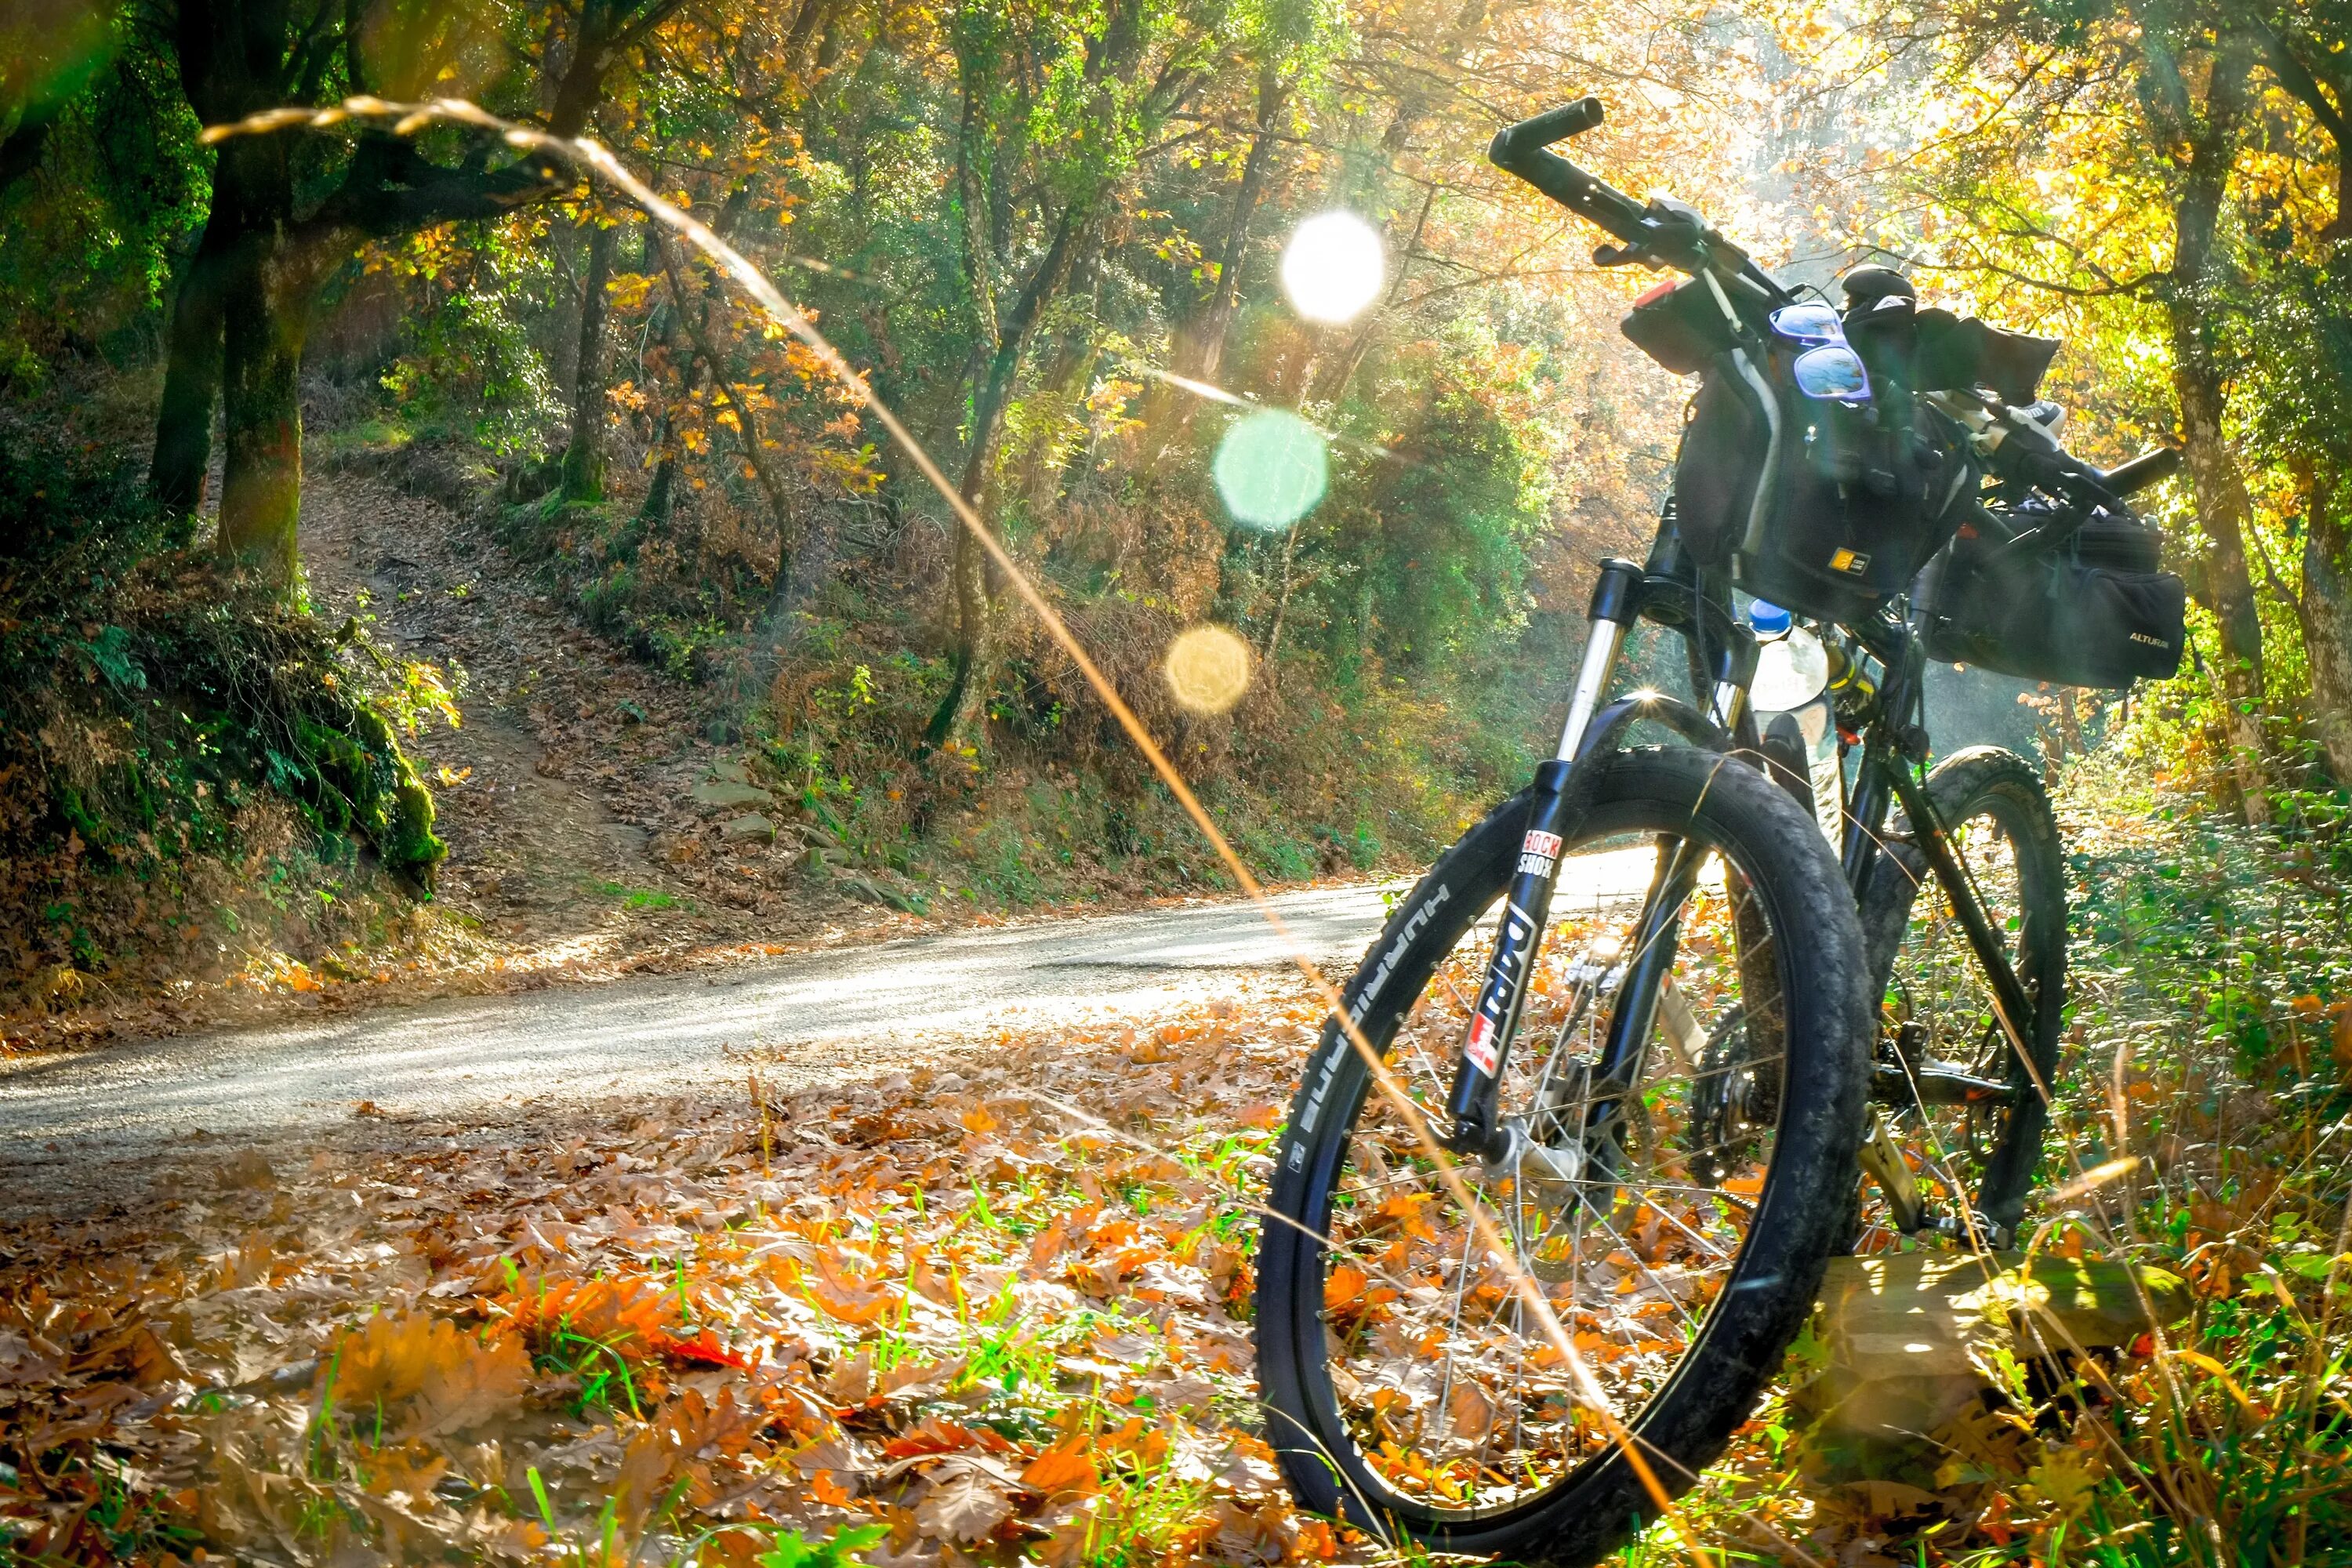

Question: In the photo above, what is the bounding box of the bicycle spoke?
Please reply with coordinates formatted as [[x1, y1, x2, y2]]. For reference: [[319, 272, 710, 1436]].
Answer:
[[1861, 761, 2060, 1247], [1314, 823, 1783, 1513]]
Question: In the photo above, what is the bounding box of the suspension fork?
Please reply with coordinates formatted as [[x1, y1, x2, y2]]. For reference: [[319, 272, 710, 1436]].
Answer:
[[1588, 603, 1758, 1127], [1443, 561, 1642, 1156], [1443, 560, 1757, 1156]]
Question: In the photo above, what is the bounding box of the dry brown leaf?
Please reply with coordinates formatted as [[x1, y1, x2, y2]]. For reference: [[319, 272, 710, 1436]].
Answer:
[[1447, 1378, 1495, 1440], [823, 1348, 873, 1405], [868, 1357, 964, 1406], [320, 1312, 528, 1439], [1210, 1497, 1290, 1564], [913, 1460, 1015, 1543]]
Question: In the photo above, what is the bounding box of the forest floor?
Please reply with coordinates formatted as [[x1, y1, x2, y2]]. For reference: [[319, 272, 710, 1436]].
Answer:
[[5, 768, 2350, 1567]]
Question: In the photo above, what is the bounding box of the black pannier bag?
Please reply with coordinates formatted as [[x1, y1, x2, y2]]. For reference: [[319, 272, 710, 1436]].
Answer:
[[1915, 505, 2187, 688], [1623, 270, 2112, 628]]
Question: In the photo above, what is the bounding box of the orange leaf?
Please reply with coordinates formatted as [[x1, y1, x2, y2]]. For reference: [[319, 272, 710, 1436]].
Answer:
[[808, 1471, 855, 1507], [961, 1105, 999, 1134], [1323, 1265, 1369, 1312], [809, 1279, 897, 1325], [319, 1313, 528, 1439], [1020, 1439, 1101, 1497], [661, 1327, 749, 1368], [1027, 1221, 1070, 1272]]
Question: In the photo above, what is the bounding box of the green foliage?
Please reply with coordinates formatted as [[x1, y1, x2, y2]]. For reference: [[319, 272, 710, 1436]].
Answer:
[[0, 15, 210, 383], [378, 238, 561, 458], [0, 426, 448, 996], [1312, 321, 1552, 671], [2234, 253, 2352, 475], [753, 1522, 888, 1568], [2027, 772, 2352, 1563]]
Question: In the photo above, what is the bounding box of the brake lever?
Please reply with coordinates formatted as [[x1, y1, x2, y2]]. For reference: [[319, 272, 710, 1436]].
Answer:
[[1593, 241, 1657, 268]]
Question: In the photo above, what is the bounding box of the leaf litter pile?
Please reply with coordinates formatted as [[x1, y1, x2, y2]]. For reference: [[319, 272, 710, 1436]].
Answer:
[[17, 771, 2351, 1568], [1, 984, 1367, 1566]]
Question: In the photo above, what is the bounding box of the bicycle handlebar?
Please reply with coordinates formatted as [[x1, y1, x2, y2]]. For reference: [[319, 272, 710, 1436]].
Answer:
[[1486, 98, 1653, 250], [2099, 446, 2182, 499], [1487, 97, 1605, 162]]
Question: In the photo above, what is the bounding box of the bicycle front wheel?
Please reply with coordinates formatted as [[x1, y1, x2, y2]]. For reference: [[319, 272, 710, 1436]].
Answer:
[[1253, 746, 1871, 1566]]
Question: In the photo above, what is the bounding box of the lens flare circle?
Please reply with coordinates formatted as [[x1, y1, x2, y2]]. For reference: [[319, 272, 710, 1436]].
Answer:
[[1213, 409, 1327, 532], [1164, 624, 1254, 716], [1280, 211, 1385, 325]]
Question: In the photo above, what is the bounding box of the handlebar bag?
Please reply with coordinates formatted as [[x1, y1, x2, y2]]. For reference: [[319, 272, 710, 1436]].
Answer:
[[1621, 278, 1734, 376], [1916, 508, 2186, 688], [1671, 349, 1973, 622]]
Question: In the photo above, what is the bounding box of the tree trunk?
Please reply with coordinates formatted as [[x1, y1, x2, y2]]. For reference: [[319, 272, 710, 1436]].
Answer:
[[2158, 36, 2270, 823], [2171, 345, 2270, 822], [655, 231, 798, 601], [149, 231, 231, 512], [214, 234, 312, 582], [1314, 183, 1432, 405], [923, 211, 1083, 750], [640, 439, 677, 529], [1265, 518, 1299, 672], [1188, 69, 1285, 387], [561, 219, 617, 503], [2296, 465, 2352, 788]]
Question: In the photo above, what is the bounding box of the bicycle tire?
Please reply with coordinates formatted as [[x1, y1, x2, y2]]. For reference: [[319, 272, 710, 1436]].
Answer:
[[1254, 746, 1871, 1565], [1853, 746, 2066, 1239]]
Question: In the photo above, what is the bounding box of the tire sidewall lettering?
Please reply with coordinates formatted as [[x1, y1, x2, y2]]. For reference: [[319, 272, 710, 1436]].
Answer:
[[1288, 881, 1454, 1167]]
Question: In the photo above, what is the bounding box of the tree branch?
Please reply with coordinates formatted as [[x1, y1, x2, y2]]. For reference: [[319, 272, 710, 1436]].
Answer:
[[655, 229, 800, 564], [296, 130, 567, 241]]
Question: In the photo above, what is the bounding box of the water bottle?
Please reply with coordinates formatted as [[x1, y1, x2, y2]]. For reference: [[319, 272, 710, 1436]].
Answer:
[[1748, 601, 1842, 844]]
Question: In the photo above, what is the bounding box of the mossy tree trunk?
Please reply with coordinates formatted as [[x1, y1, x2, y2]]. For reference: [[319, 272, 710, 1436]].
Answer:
[[216, 234, 317, 580], [144, 0, 672, 593], [2296, 463, 2352, 789], [560, 217, 618, 504], [150, 233, 231, 514]]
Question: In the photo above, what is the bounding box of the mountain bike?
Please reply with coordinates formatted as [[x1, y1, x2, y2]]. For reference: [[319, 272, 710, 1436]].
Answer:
[[1252, 96, 2183, 1564]]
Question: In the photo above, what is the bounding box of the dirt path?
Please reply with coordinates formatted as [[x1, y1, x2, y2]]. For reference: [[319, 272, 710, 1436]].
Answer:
[[303, 465, 742, 942], [0, 844, 1671, 1218]]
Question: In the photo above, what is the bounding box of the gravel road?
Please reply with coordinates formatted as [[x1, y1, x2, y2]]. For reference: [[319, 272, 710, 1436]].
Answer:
[[1, 884, 1400, 1154], [1, 849, 1657, 1204]]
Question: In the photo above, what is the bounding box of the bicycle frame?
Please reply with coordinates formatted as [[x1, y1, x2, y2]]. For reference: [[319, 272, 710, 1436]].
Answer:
[[1441, 538, 2040, 1237], [1452, 95, 2063, 1222]]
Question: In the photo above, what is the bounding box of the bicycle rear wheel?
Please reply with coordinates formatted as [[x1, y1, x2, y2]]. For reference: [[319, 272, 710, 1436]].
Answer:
[[1853, 746, 2066, 1246], [1254, 746, 1870, 1566]]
